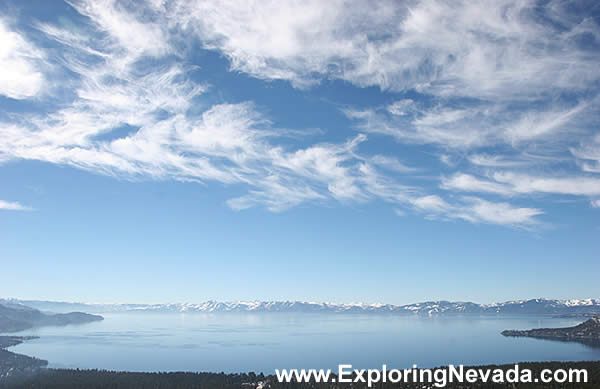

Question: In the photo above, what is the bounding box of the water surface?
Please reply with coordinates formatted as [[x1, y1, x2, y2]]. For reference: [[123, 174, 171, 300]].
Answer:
[[9, 313, 600, 373]]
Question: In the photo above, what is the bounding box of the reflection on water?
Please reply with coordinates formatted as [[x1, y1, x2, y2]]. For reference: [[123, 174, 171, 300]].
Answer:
[[8, 313, 600, 373]]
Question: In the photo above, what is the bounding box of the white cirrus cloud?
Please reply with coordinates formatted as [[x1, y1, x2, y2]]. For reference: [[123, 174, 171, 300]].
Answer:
[[468, 154, 530, 168], [571, 134, 600, 173], [167, 0, 599, 195], [410, 195, 451, 214], [0, 18, 45, 99], [441, 173, 515, 196], [408, 195, 542, 227], [67, 0, 170, 59], [346, 100, 597, 151], [0, 200, 34, 211], [491, 172, 600, 197], [441, 172, 600, 200], [0, 2, 412, 214], [6, 0, 598, 229], [456, 197, 543, 227], [504, 103, 589, 144], [172, 0, 600, 98]]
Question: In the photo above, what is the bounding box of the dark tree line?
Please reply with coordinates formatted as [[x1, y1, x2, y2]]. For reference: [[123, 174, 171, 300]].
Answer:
[[1, 361, 600, 388]]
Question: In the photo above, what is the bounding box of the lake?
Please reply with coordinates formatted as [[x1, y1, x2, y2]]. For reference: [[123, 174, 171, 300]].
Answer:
[[8, 313, 600, 373]]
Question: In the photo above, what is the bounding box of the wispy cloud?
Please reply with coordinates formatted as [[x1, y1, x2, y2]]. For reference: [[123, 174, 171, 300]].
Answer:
[[0, 3, 412, 214], [346, 100, 597, 152], [468, 154, 530, 168], [166, 0, 600, 218], [572, 134, 600, 173], [0, 200, 34, 211], [1, 0, 598, 229], [174, 0, 600, 97], [504, 103, 589, 144], [442, 172, 600, 201], [491, 172, 600, 197], [408, 195, 542, 227], [67, 0, 170, 58], [441, 173, 515, 196], [0, 18, 45, 99], [457, 197, 543, 227]]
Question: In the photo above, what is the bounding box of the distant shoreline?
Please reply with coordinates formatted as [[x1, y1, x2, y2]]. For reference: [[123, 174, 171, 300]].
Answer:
[[0, 337, 38, 349], [502, 316, 600, 346]]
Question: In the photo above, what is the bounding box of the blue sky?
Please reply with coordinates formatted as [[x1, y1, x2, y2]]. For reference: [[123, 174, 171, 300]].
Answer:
[[1, 0, 599, 304]]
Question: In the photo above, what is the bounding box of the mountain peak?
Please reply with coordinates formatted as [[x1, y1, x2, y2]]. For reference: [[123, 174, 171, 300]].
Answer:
[[3, 297, 600, 316]]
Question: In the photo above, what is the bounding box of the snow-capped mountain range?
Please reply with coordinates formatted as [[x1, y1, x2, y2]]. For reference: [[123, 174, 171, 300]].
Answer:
[[2, 298, 600, 316]]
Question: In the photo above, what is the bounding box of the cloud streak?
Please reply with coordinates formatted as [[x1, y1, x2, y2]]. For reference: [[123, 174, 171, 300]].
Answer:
[[0, 200, 34, 211], [442, 172, 600, 198], [408, 195, 542, 227]]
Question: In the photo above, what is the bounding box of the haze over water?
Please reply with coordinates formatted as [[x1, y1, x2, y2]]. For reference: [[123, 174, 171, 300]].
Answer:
[[9, 313, 600, 373]]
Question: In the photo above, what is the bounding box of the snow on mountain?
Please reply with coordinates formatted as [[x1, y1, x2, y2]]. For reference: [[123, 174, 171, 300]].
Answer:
[[2, 298, 599, 316]]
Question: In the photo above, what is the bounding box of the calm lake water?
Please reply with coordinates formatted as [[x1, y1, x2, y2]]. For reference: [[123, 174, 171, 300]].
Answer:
[[8, 313, 600, 373]]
